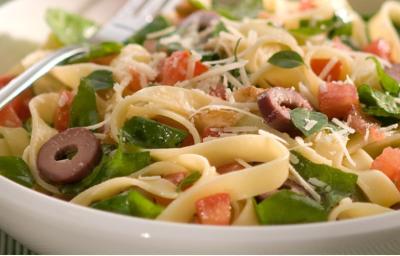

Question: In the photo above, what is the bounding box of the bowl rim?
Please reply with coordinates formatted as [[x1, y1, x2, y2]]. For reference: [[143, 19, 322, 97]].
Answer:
[[1, 174, 400, 240]]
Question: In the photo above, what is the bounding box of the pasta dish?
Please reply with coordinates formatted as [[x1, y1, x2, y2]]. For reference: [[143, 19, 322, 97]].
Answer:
[[1, 0, 400, 226]]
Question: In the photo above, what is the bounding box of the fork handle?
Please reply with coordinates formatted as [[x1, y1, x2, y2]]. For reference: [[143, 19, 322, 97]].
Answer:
[[0, 45, 89, 110]]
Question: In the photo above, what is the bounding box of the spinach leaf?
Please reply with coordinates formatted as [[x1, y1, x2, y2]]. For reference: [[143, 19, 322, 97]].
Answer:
[[290, 108, 329, 136], [212, 21, 228, 37], [358, 84, 400, 119], [61, 148, 151, 195], [69, 79, 99, 127], [0, 156, 34, 188], [125, 16, 170, 45], [256, 190, 328, 225], [120, 116, 188, 148], [177, 171, 201, 191], [268, 50, 304, 69], [45, 9, 98, 45], [84, 70, 115, 91], [65, 42, 122, 64], [188, 0, 210, 9], [212, 0, 262, 20], [91, 190, 164, 219], [290, 152, 358, 210], [368, 57, 400, 96]]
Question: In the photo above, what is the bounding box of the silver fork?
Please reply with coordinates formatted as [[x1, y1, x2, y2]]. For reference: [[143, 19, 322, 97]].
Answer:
[[0, 0, 180, 110]]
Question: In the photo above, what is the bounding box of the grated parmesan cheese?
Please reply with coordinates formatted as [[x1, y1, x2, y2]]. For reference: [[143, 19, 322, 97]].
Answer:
[[304, 118, 318, 131]]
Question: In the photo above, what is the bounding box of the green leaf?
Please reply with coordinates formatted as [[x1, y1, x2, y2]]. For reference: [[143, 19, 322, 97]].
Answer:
[[69, 79, 99, 127], [0, 156, 34, 188], [91, 190, 164, 219], [125, 16, 171, 45], [290, 108, 329, 136], [393, 21, 400, 37], [290, 152, 358, 210], [120, 116, 188, 149], [212, 0, 262, 20], [177, 171, 201, 191], [212, 21, 228, 37], [256, 190, 328, 225], [368, 57, 400, 96], [65, 42, 122, 64], [188, 0, 210, 9], [45, 8, 98, 45], [61, 148, 151, 195], [268, 50, 304, 69], [358, 84, 400, 119], [84, 70, 115, 91]]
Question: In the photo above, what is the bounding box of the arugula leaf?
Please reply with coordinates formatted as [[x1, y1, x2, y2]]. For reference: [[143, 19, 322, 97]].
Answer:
[[120, 116, 188, 149], [358, 84, 400, 119], [256, 190, 328, 225], [92, 190, 164, 219], [212, 0, 262, 20], [125, 16, 170, 45], [0, 156, 34, 188], [268, 50, 304, 69], [45, 9, 98, 45], [177, 171, 201, 191], [368, 57, 400, 96], [290, 108, 329, 136], [290, 152, 358, 210], [84, 70, 115, 91], [61, 148, 151, 195], [65, 42, 122, 64], [69, 79, 99, 127]]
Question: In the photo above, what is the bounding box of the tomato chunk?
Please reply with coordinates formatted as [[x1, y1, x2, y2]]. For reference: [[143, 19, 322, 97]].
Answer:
[[124, 69, 144, 96], [201, 127, 222, 141], [195, 193, 231, 225], [318, 82, 359, 119], [363, 39, 391, 62], [159, 50, 208, 85], [311, 58, 343, 82], [164, 172, 186, 186], [217, 162, 245, 174], [54, 90, 74, 132], [371, 147, 400, 189], [299, 0, 316, 11], [0, 105, 22, 127], [347, 108, 385, 142], [209, 84, 227, 100]]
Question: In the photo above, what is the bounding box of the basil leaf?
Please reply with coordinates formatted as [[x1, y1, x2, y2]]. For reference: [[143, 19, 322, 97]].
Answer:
[[84, 70, 115, 91], [268, 50, 304, 69], [69, 79, 99, 127], [45, 9, 98, 45], [125, 16, 170, 45], [256, 190, 328, 225], [65, 42, 122, 64], [177, 171, 201, 191], [368, 57, 400, 96], [212, 0, 262, 20], [290, 152, 358, 210], [0, 156, 34, 188], [61, 148, 151, 195], [120, 116, 188, 148], [290, 108, 329, 136], [358, 84, 400, 119], [92, 190, 164, 219]]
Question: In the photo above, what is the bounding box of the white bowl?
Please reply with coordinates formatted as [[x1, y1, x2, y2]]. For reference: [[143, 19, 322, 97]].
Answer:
[[0, 0, 399, 254]]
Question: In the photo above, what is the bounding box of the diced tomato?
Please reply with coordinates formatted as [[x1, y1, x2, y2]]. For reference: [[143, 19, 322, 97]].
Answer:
[[0, 105, 22, 127], [347, 108, 385, 142], [318, 82, 359, 119], [54, 90, 74, 132], [299, 0, 316, 11], [195, 193, 232, 225], [371, 147, 400, 189], [311, 58, 343, 82], [153, 116, 194, 147], [164, 172, 186, 186], [0, 74, 32, 126], [201, 127, 222, 141], [159, 50, 208, 85], [216, 162, 245, 174], [363, 39, 391, 62], [209, 84, 227, 100], [123, 69, 144, 96]]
